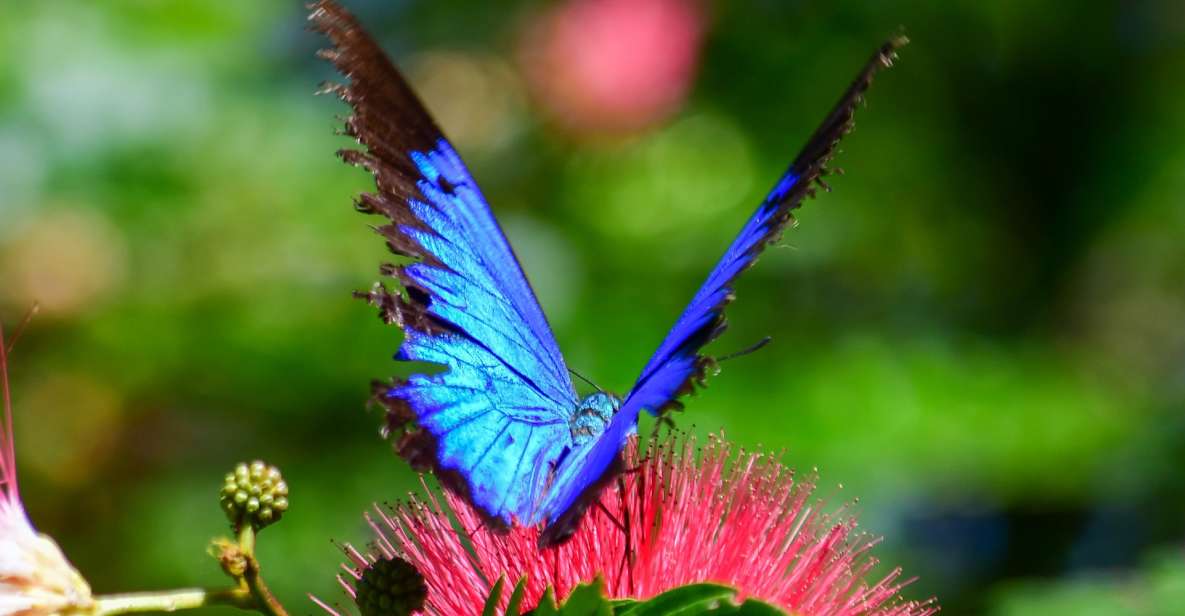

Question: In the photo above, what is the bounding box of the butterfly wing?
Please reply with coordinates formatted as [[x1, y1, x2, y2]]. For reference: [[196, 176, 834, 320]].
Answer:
[[537, 38, 907, 545], [625, 37, 907, 420], [311, 1, 578, 527]]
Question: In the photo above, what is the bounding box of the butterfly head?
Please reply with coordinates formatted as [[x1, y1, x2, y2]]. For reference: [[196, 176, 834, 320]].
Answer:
[[570, 392, 620, 446]]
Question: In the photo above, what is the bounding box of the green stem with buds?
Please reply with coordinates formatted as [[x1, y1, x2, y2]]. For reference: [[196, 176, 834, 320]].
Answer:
[[89, 526, 289, 616], [93, 587, 255, 615], [85, 461, 292, 616]]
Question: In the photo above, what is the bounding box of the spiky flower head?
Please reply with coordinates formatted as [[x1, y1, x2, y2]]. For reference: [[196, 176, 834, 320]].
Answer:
[[317, 433, 937, 615], [0, 322, 94, 616], [220, 460, 289, 531]]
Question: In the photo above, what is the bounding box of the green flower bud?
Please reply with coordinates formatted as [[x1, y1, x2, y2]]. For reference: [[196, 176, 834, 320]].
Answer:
[[219, 460, 289, 530], [353, 557, 427, 616]]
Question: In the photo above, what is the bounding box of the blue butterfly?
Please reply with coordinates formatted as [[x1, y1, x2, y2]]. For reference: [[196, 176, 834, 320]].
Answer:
[[311, 0, 904, 546]]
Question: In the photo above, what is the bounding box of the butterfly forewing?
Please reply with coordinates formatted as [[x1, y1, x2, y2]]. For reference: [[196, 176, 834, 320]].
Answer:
[[310, 0, 579, 528], [536, 38, 907, 545], [624, 37, 906, 422]]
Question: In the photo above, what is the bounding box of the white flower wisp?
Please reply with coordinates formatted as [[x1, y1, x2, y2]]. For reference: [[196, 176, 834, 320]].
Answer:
[[0, 324, 92, 616]]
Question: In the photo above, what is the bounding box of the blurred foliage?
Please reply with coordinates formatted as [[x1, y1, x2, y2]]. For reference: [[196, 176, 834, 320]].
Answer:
[[990, 550, 1185, 615], [1, 0, 1184, 614]]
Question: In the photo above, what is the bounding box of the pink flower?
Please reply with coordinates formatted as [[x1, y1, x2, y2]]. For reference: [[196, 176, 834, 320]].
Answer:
[[519, 0, 705, 135], [319, 434, 937, 615], [0, 323, 93, 616]]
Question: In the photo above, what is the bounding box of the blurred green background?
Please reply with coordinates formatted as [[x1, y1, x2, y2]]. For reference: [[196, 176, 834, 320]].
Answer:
[[2, 0, 1184, 614]]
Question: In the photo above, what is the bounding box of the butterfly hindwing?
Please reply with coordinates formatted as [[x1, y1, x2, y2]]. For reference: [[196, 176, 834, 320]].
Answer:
[[310, 1, 578, 527]]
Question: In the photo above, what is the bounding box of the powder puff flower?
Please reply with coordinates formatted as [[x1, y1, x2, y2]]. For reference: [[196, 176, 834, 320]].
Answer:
[[0, 324, 94, 616], [319, 434, 937, 615]]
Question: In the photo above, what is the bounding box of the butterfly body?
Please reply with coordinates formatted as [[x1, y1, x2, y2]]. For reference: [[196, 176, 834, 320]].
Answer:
[[311, 0, 904, 547], [569, 392, 621, 445]]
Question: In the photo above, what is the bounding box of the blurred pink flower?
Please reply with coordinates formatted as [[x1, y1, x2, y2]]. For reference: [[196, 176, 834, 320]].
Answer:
[[318, 434, 936, 615], [0, 323, 93, 616], [519, 0, 705, 135]]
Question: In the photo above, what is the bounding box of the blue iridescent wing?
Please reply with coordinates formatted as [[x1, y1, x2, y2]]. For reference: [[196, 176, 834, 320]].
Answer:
[[624, 38, 906, 419], [311, 1, 578, 527], [537, 39, 907, 546]]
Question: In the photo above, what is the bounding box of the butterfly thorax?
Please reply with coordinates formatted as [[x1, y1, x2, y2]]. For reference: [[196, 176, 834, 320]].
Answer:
[[570, 392, 620, 446]]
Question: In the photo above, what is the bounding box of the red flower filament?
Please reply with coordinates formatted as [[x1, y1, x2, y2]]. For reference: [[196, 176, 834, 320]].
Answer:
[[317, 434, 936, 615]]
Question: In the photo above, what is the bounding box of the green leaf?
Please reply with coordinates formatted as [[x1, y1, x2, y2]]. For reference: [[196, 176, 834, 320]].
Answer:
[[559, 578, 614, 616], [527, 588, 560, 616], [524, 579, 786, 616], [730, 599, 790, 615], [482, 576, 506, 616], [615, 584, 790, 616], [615, 584, 732, 615], [506, 575, 529, 616]]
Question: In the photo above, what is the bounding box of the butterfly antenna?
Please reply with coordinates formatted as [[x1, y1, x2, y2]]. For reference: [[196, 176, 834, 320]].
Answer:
[[717, 336, 773, 363], [569, 368, 605, 394]]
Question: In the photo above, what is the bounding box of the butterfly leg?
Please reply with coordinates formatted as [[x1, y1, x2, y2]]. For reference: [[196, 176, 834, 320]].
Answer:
[[620, 434, 657, 474], [592, 498, 626, 532], [591, 493, 634, 594], [654, 413, 681, 442], [618, 475, 635, 596]]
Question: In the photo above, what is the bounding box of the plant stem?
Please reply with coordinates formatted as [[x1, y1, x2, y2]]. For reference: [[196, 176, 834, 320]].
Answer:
[[93, 587, 254, 615], [237, 525, 289, 616], [238, 525, 256, 556], [94, 524, 291, 616], [243, 573, 288, 616]]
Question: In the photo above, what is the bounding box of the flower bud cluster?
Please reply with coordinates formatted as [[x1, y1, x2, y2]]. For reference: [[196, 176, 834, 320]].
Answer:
[[219, 461, 289, 530]]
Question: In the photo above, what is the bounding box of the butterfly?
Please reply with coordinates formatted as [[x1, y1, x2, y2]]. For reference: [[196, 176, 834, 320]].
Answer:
[[310, 0, 903, 547]]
